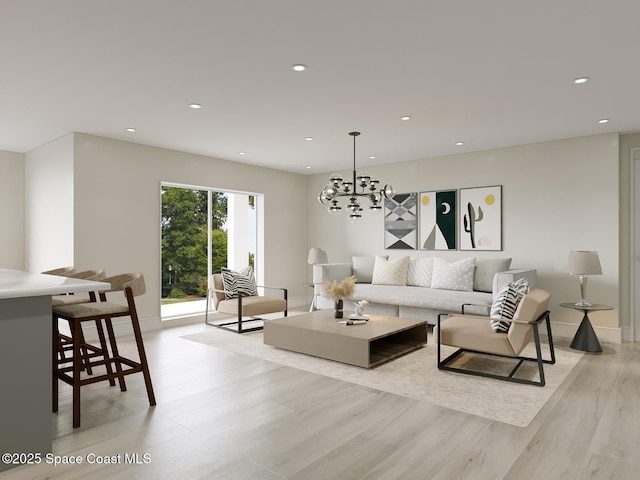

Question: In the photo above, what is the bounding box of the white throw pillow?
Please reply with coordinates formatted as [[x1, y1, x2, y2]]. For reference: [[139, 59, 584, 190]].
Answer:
[[407, 257, 435, 287], [490, 277, 529, 333], [431, 257, 476, 292], [371, 256, 410, 286]]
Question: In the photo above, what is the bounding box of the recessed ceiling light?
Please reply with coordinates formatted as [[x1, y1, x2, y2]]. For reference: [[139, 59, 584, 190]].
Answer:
[[400, 116, 411, 121], [291, 64, 307, 72], [305, 166, 312, 169], [305, 137, 313, 141], [369, 156, 376, 159], [456, 142, 464, 146], [189, 103, 203, 109], [573, 77, 589, 84], [598, 118, 609, 124], [239, 152, 247, 155], [125, 128, 136, 132]]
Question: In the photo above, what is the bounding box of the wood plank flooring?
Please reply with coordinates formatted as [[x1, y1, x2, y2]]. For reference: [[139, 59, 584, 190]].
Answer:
[[3, 319, 639, 480]]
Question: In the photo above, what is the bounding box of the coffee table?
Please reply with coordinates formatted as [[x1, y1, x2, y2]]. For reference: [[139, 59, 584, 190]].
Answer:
[[263, 309, 427, 368]]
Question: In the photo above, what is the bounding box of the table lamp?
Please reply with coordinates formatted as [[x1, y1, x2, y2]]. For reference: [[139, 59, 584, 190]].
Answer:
[[307, 247, 328, 265], [566, 250, 602, 307]]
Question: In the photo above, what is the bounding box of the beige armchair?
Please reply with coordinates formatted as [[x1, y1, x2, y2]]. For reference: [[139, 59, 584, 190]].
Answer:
[[435, 288, 555, 386], [205, 273, 288, 333]]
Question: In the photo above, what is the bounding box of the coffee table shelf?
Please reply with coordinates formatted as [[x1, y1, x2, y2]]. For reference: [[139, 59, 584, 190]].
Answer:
[[264, 310, 427, 368]]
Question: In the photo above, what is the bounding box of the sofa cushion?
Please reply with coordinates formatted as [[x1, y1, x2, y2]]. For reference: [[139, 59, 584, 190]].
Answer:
[[407, 257, 435, 287], [474, 258, 512, 293], [431, 257, 476, 292], [352, 256, 386, 283], [221, 267, 258, 299], [353, 283, 492, 312], [371, 256, 410, 286], [490, 277, 529, 332]]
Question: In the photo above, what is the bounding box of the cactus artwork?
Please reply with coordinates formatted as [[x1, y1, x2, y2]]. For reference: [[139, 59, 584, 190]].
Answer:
[[459, 186, 501, 251], [463, 202, 484, 249]]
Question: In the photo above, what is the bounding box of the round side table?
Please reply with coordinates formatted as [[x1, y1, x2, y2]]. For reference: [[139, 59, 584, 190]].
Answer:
[[560, 303, 613, 353]]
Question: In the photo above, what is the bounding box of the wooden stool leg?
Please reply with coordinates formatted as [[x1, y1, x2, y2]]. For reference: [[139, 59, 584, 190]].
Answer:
[[105, 318, 127, 392], [72, 322, 93, 375], [72, 319, 82, 428], [95, 318, 116, 387], [52, 314, 59, 413], [130, 306, 156, 406]]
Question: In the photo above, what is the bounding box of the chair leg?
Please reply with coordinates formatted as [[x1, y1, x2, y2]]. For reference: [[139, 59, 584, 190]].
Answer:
[[52, 314, 59, 413], [95, 319, 116, 387], [72, 319, 82, 428], [105, 318, 127, 392], [129, 309, 156, 407]]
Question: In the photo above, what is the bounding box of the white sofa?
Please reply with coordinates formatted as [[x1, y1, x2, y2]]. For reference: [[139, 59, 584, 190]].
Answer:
[[313, 256, 537, 325]]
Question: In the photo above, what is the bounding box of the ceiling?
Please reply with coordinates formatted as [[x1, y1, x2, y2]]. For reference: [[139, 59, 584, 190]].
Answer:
[[2, 0, 639, 175]]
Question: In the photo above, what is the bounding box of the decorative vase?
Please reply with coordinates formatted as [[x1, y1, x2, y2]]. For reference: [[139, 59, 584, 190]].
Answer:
[[334, 299, 344, 318]]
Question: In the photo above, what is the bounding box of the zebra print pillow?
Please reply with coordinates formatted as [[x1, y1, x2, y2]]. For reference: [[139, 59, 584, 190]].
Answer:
[[221, 267, 258, 299], [489, 277, 529, 333]]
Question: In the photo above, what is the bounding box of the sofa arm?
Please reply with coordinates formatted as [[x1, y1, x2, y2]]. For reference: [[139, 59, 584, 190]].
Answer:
[[492, 269, 537, 296], [312, 263, 353, 284]]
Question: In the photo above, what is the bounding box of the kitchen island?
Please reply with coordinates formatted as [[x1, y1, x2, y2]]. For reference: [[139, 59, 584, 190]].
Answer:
[[0, 269, 109, 472]]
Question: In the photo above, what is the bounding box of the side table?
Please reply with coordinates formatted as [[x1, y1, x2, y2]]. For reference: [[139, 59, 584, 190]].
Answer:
[[560, 303, 613, 353]]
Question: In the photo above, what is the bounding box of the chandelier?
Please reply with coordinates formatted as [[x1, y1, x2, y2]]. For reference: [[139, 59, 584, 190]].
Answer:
[[318, 132, 395, 221]]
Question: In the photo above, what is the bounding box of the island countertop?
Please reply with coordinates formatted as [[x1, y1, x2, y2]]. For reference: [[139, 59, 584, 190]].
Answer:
[[0, 268, 110, 299]]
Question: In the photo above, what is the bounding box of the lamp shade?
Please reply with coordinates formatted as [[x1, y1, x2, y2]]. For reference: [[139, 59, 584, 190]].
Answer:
[[567, 250, 602, 275], [307, 248, 328, 265]]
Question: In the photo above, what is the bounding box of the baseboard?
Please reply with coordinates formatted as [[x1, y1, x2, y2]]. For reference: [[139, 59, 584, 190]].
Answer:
[[551, 320, 622, 344]]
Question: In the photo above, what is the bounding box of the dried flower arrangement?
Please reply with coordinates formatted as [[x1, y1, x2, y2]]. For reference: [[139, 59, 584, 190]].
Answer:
[[322, 275, 356, 302]]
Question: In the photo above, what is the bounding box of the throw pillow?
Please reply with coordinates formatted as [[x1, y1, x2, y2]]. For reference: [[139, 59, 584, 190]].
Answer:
[[431, 257, 476, 291], [407, 257, 435, 287], [221, 267, 258, 299], [473, 258, 512, 293], [352, 256, 386, 283], [371, 256, 410, 286], [490, 277, 529, 333]]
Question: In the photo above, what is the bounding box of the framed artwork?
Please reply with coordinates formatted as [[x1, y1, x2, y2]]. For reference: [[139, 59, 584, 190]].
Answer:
[[384, 193, 417, 249], [459, 185, 502, 251], [419, 190, 457, 250]]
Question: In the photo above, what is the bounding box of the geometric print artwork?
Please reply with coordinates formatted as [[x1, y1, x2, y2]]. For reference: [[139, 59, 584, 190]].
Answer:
[[459, 185, 502, 251], [419, 190, 456, 250], [384, 193, 417, 249]]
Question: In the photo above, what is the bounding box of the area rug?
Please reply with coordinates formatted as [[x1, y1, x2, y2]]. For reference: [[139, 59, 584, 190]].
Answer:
[[181, 326, 583, 427]]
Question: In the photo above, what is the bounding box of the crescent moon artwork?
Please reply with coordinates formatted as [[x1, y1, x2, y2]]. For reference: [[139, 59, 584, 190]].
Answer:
[[419, 190, 456, 250]]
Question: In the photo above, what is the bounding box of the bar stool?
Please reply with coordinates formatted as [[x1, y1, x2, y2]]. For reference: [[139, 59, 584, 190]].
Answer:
[[42, 266, 76, 276], [52, 273, 156, 428], [54, 270, 108, 375]]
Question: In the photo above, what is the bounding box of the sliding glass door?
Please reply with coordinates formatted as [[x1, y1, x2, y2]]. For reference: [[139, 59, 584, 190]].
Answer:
[[161, 184, 257, 319]]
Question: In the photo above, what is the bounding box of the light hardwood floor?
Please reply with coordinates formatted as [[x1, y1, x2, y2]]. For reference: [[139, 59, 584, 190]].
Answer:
[[3, 319, 639, 480]]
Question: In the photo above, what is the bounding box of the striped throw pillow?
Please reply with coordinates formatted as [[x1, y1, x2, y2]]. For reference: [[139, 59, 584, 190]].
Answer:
[[490, 277, 529, 333], [221, 267, 258, 299]]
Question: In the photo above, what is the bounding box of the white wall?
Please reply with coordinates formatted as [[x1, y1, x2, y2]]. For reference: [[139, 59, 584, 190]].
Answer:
[[72, 133, 308, 324], [307, 133, 620, 330], [0, 150, 25, 270], [24, 134, 74, 272]]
